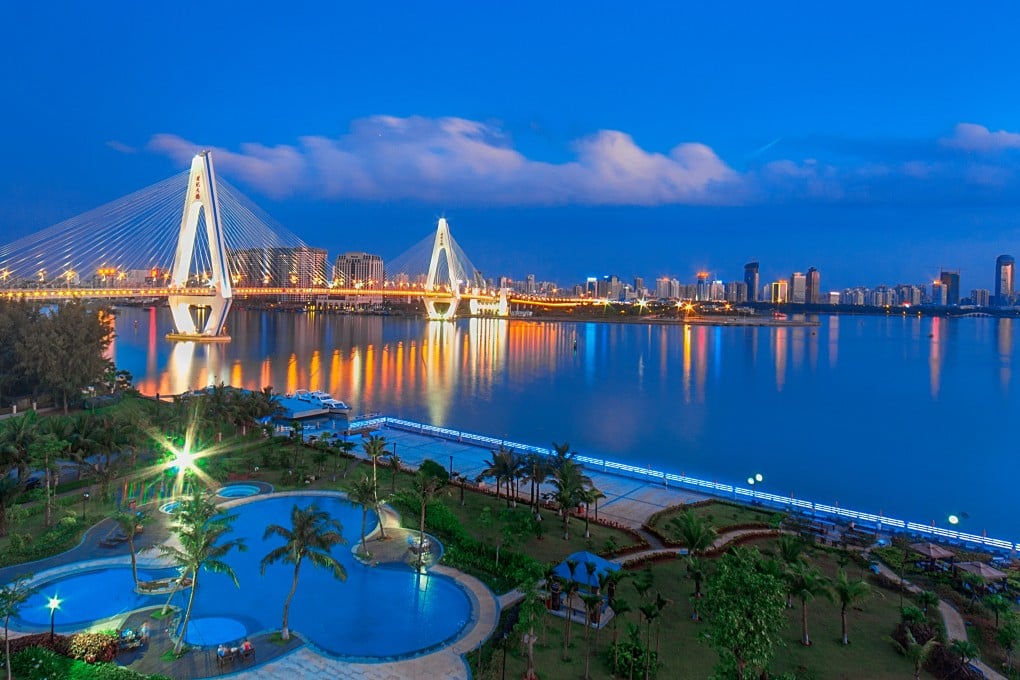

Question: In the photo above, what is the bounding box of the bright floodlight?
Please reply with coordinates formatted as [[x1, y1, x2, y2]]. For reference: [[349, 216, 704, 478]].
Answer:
[[755, 473, 763, 483], [47, 594, 62, 612], [173, 446, 196, 470], [747, 477, 755, 485], [948, 514, 960, 525]]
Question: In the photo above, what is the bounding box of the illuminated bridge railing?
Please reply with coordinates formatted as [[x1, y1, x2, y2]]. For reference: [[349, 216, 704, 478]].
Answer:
[[358, 416, 1019, 555]]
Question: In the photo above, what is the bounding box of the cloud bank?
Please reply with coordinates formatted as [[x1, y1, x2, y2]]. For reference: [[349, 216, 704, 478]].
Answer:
[[147, 117, 1020, 207]]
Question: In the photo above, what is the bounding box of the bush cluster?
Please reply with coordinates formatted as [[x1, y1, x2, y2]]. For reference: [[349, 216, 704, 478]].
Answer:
[[0, 518, 84, 567], [9, 646, 171, 680], [67, 632, 118, 663]]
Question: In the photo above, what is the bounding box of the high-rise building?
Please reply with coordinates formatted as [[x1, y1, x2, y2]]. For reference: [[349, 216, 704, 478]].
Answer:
[[995, 254, 1015, 306], [931, 281, 948, 306], [743, 261, 760, 302], [805, 267, 821, 304], [696, 272, 709, 301], [233, 246, 328, 287], [526, 274, 536, 294], [334, 252, 383, 288], [633, 276, 644, 296], [939, 270, 960, 305], [770, 280, 788, 303], [724, 281, 747, 302], [789, 272, 806, 304], [971, 289, 991, 307]]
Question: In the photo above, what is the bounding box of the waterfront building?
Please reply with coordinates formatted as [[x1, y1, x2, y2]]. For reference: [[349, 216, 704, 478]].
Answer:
[[232, 246, 328, 287], [633, 276, 644, 296], [724, 281, 747, 302], [806, 267, 821, 304], [971, 289, 991, 307], [827, 291, 841, 304], [770, 280, 788, 303], [871, 286, 894, 307], [709, 279, 725, 301], [744, 261, 760, 302], [895, 284, 922, 306], [696, 272, 709, 301], [655, 276, 672, 299], [940, 270, 960, 305], [789, 272, 807, 304], [335, 252, 383, 289], [526, 274, 536, 294], [995, 254, 1015, 306], [931, 281, 948, 306], [841, 288, 866, 305]]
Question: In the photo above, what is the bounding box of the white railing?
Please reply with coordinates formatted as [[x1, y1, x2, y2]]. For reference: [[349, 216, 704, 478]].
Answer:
[[343, 416, 1018, 555]]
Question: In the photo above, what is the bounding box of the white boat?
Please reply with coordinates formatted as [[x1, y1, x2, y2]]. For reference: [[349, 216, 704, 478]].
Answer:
[[294, 389, 352, 414]]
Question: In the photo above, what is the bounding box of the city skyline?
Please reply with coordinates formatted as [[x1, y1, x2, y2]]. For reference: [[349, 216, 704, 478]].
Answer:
[[3, 3, 1020, 290]]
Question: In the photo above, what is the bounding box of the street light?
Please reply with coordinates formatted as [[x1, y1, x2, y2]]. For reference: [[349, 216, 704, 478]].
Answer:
[[81, 491, 90, 521], [747, 473, 763, 503], [47, 594, 61, 642], [87, 386, 96, 414]]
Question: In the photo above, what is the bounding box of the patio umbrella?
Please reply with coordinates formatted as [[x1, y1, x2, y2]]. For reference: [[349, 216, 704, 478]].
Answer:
[[955, 561, 1007, 581], [910, 542, 954, 560]]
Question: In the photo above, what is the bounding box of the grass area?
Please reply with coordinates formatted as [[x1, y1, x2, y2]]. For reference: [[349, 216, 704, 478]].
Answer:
[[482, 538, 936, 679]]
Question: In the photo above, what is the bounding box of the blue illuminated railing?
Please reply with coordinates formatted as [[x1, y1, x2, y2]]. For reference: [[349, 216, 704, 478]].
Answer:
[[345, 416, 1018, 555]]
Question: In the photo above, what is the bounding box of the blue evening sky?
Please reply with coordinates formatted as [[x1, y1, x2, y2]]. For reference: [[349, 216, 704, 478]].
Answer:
[[3, 1, 1020, 291]]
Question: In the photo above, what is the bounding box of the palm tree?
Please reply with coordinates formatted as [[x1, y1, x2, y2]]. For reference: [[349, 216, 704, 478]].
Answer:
[[29, 433, 66, 528], [413, 468, 445, 569], [791, 562, 829, 646], [550, 441, 574, 470], [776, 535, 807, 608], [0, 577, 34, 680], [524, 453, 548, 517], [581, 592, 602, 680], [916, 590, 939, 617], [386, 447, 402, 493], [832, 569, 871, 645], [609, 596, 632, 671], [579, 486, 603, 538], [687, 556, 708, 621], [112, 510, 150, 586], [889, 628, 939, 680], [639, 600, 661, 680], [669, 510, 718, 556], [260, 504, 347, 640], [361, 435, 388, 537], [478, 445, 514, 504], [949, 639, 979, 671], [348, 475, 376, 555], [158, 488, 246, 654], [551, 459, 591, 540]]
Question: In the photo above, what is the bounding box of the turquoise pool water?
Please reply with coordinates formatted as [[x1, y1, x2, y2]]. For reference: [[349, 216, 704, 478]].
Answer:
[[216, 484, 261, 498], [16, 494, 475, 659]]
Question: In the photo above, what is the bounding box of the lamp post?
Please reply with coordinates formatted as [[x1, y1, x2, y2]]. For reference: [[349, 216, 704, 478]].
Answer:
[[87, 385, 95, 414], [81, 491, 90, 521], [747, 473, 763, 503], [47, 595, 61, 642]]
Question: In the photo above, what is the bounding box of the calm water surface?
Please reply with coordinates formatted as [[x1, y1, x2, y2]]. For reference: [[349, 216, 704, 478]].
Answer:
[[111, 308, 1019, 540]]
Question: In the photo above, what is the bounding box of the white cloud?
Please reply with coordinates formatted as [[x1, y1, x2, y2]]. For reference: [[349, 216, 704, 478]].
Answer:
[[148, 116, 743, 206], [941, 123, 1020, 153], [106, 140, 137, 154]]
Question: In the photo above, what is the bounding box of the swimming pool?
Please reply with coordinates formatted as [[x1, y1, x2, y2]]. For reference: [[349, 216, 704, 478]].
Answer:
[[215, 483, 262, 498], [16, 494, 475, 660], [17, 567, 177, 628]]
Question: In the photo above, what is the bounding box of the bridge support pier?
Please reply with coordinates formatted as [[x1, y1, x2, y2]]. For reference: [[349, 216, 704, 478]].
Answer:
[[166, 152, 233, 341]]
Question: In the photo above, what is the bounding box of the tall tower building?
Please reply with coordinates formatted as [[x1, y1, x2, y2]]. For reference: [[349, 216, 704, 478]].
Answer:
[[770, 280, 788, 303], [334, 252, 383, 288], [743, 261, 760, 302], [939, 270, 960, 306], [805, 267, 821, 304], [995, 254, 1015, 306], [789, 272, 807, 304], [696, 272, 709, 301]]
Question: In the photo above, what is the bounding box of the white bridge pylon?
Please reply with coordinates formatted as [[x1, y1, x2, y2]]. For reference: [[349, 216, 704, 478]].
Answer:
[[423, 218, 464, 321], [166, 152, 232, 341]]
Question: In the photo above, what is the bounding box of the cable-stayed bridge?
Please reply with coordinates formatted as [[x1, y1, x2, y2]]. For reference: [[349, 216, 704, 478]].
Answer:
[[0, 152, 578, 339]]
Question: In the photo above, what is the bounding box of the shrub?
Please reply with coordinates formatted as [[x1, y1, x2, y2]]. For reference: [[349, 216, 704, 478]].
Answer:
[[67, 632, 118, 663]]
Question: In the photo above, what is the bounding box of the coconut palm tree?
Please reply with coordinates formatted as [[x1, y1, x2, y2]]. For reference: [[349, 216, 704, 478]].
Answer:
[[386, 447, 402, 493], [348, 475, 376, 556], [832, 569, 871, 645], [776, 535, 808, 608], [949, 639, 978, 671], [790, 563, 829, 646], [112, 510, 151, 586], [686, 556, 709, 621], [609, 596, 632, 671], [478, 445, 513, 504], [550, 441, 574, 470], [0, 411, 38, 485], [916, 590, 939, 617], [579, 486, 604, 538], [260, 504, 347, 640], [551, 459, 591, 540], [361, 435, 388, 536], [668, 509, 718, 556], [581, 592, 602, 680], [984, 593, 1012, 629], [158, 488, 246, 654], [412, 468, 445, 570], [0, 577, 34, 680]]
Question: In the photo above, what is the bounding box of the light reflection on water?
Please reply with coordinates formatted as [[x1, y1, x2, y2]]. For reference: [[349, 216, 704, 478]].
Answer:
[[113, 308, 1019, 540]]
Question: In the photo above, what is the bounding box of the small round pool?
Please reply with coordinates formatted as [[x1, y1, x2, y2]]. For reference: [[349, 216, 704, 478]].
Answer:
[[216, 484, 261, 498], [159, 501, 181, 514]]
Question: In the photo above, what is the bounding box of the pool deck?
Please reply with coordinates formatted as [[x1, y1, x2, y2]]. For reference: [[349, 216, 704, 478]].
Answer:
[[1, 426, 715, 680]]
